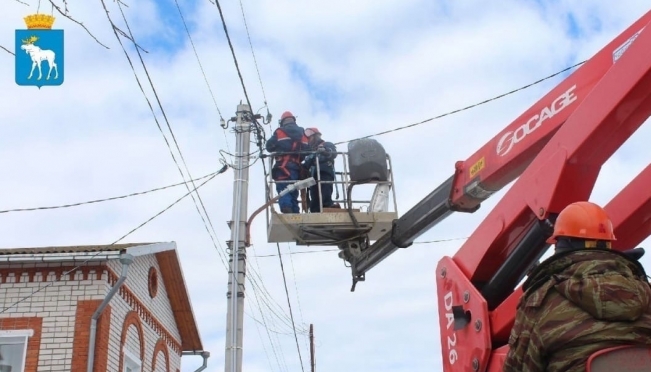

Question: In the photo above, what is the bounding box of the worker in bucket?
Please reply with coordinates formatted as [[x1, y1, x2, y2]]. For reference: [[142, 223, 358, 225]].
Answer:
[[503, 201, 651, 372], [302, 127, 339, 212], [265, 111, 309, 213]]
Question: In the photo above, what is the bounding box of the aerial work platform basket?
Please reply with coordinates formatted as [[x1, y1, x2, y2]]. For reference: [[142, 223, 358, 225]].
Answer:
[[265, 139, 399, 246]]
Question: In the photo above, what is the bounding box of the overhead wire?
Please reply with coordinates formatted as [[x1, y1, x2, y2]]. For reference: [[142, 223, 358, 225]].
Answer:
[[102, 5, 293, 354], [216, 0, 314, 360], [276, 243, 306, 372], [244, 308, 297, 336], [252, 246, 308, 358], [247, 260, 309, 334], [174, 0, 224, 119], [252, 237, 470, 257], [168, 4, 291, 346], [101, 0, 237, 293], [0, 171, 218, 214], [333, 60, 587, 145], [248, 264, 308, 334], [248, 311, 279, 372], [212, 0, 256, 118], [248, 261, 295, 372], [173, 0, 234, 164], [112, 0, 222, 253], [247, 260, 303, 334], [0, 167, 227, 314], [247, 288, 292, 372], [212, 0, 271, 195], [286, 243, 311, 355], [238, 0, 270, 112], [8, 4, 286, 349], [205, 9, 302, 367], [249, 245, 289, 372]]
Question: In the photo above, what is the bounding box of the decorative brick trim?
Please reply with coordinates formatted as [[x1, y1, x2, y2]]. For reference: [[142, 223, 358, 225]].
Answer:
[[0, 265, 103, 283], [118, 311, 145, 372], [152, 338, 170, 372], [106, 268, 182, 354], [0, 317, 42, 372], [71, 300, 112, 372]]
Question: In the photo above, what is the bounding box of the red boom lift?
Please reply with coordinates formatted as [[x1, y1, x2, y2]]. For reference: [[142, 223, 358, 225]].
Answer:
[[341, 8, 651, 372]]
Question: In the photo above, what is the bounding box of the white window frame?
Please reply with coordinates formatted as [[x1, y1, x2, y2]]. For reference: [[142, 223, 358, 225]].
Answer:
[[123, 347, 141, 372], [0, 329, 34, 372]]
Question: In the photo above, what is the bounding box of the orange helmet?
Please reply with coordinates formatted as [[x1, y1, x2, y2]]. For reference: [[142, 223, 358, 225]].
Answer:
[[279, 111, 295, 126], [546, 201, 616, 244], [304, 127, 321, 137], [281, 111, 294, 120]]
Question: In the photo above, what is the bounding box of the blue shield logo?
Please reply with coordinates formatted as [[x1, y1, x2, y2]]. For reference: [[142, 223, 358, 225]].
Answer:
[[15, 29, 64, 87]]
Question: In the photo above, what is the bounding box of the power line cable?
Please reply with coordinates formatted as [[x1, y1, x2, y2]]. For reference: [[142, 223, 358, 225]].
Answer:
[[212, 0, 270, 191], [253, 237, 470, 257], [249, 246, 288, 372], [238, 0, 269, 110], [212, 0, 255, 119], [103, 3, 298, 362], [250, 245, 308, 372], [0, 171, 218, 214], [244, 306, 297, 336], [174, 0, 224, 119], [272, 327, 291, 372], [173, 0, 234, 163], [0, 168, 226, 314], [113, 0, 219, 240], [334, 60, 586, 145], [276, 243, 306, 372], [102, 0, 231, 286], [286, 243, 310, 355], [248, 263, 309, 333], [102, 8, 293, 333], [103, 8, 283, 347], [247, 310, 279, 372]]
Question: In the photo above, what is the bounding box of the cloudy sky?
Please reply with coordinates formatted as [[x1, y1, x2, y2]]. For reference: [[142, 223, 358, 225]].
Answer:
[[1, 0, 651, 371]]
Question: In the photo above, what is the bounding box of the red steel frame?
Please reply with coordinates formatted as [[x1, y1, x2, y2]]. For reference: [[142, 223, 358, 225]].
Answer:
[[435, 10, 651, 372]]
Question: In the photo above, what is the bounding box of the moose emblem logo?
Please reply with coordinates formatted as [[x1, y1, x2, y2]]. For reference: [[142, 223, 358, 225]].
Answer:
[[15, 13, 64, 88]]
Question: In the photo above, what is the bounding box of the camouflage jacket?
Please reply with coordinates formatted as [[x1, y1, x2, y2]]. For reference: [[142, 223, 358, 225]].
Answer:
[[503, 249, 651, 372]]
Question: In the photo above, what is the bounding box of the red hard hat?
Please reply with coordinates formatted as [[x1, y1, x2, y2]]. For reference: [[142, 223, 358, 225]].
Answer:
[[546, 201, 617, 244], [281, 111, 295, 120], [304, 127, 321, 137]]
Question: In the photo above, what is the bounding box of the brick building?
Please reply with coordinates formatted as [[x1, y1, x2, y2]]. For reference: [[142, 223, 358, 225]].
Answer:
[[0, 242, 209, 372]]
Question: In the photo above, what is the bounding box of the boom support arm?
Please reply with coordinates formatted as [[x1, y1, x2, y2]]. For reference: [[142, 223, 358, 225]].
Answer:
[[348, 10, 651, 282], [436, 17, 651, 372]]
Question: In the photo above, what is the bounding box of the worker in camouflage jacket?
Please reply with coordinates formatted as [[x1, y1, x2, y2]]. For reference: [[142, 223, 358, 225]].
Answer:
[[503, 201, 651, 372]]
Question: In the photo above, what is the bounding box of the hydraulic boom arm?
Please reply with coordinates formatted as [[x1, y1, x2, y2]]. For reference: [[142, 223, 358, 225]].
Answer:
[[349, 10, 651, 284], [435, 14, 651, 372], [341, 7, 651, 372]]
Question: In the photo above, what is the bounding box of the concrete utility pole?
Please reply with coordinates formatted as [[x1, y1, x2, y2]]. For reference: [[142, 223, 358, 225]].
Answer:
[[224, 103, 252, 372]]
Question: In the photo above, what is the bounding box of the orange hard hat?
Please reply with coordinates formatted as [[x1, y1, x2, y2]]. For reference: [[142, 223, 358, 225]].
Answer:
[[279, 111, 295, 126], [304, 127, 321, 137], [546, 201, 616, 244], [281, 111, 295, 120]]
